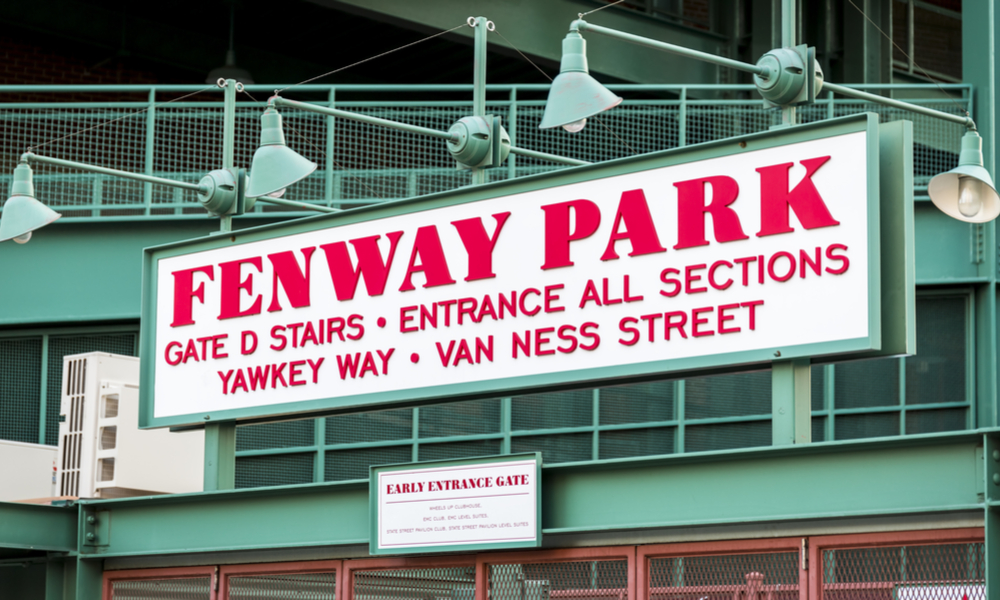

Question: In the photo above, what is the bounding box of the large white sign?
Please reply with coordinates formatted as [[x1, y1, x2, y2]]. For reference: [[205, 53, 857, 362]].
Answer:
[[146, 125, 875, 425], [374, 458, 539, 552]]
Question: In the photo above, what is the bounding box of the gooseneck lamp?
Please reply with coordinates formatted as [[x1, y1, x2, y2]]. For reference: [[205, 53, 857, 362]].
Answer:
[[0, 161, 60, 244], [245, 104, 318, 199], [539, 29, 622, 132], [541, 17, 998, 224], [927, 129, 1000, 223]]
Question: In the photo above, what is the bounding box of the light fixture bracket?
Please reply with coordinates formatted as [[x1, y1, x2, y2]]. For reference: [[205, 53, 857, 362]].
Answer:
[[198, 168, 246, 216], [447, 115, 511, 169], [754, 44, 823, 108]]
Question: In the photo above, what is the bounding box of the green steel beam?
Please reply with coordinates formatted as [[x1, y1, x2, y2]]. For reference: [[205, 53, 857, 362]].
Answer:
[[541, 435, 983, 534], [75, 432, 986, 558], [0, 502, 76, 553]]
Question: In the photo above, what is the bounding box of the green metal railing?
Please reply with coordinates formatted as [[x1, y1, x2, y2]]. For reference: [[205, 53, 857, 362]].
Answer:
[[0, 83, 972, 220]]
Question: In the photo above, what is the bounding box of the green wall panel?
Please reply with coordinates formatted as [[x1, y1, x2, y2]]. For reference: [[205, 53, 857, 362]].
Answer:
[[0, 221, 233, 326], [914, 203, 980, 282]]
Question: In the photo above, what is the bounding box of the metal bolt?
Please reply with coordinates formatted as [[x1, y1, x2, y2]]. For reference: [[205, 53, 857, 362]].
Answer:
[[86, 532, 96, 541], [993, 450, 1000, 461], [87, 515, 97, 525], [993, 473, 999, 485]]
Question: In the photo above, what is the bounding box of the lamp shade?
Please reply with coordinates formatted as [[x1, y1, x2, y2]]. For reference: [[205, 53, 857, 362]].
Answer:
[[0, 162, 61, 244], [928, 130, 1000, 223], [539, 32, 622, 130], [246, 106, 317, 199]]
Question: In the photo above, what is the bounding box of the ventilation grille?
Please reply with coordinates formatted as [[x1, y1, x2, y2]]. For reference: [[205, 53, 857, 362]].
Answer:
[[103, 394, 119, 418], [99, 457, 115, 482], [100, 426, 117, 450], [59, 357, 87, 496]]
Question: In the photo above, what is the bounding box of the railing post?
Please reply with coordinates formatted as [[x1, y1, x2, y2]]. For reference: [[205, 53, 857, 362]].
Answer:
[[219, 78, 237, 233], [471, 16, 488, 186], [678, 87, 687, 148], [143, 88, 156, 216], [325, 87, 336, 207], [508, 87, 517, 181]]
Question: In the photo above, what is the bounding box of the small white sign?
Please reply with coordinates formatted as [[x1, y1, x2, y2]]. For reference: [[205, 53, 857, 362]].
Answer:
[[375, 458, 539, 551]]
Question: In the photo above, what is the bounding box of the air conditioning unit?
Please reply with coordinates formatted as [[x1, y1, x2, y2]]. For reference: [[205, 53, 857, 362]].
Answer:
[[56, 352, 204, 499]]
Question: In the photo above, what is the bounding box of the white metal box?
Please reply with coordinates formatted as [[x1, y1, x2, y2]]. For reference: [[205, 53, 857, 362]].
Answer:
[[0, 439, 57, 501]]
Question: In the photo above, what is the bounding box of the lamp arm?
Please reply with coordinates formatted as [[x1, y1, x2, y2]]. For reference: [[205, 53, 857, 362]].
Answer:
[[821, 82, 976, 131], [20, 152, 205, 193], [508, 146, 590, 166], [571, 19, 768, 77], [272, 96, 589, 167], [255, 196, 340, 213], [271, 97, 456, 141]]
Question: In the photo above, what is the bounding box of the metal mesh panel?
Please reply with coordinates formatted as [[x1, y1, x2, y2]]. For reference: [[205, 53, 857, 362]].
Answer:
[[236, 420, 315, 451], [822, 543, 984, 599], [685, 371, 770, 419], [234, 452, 313, 488], [229, 572, 336, 599], [111, 577, 211, 600], [512, 390, 593, 430], [835, 413, 900, 441], [325, 446, 413, 482], [353, 566, 475, 600], [599, 380, 674, 424], [600, 428, 674, 459], [327, 409, 413, 445], [45, 333, 137, 445], [906, 296, 967, 406], [419, 440, 502, 461], [0, 337, 42, 444], [490, 559, 628, 600], [685, 420, 771, 452], [511, 433, 592, 463], [0, 85, 969, 218], [419, 398, 501, 438], [906, 408, 968, 434], [834, 358, 900, 409], [649, 552, 798, 599], [812, 365, 825, 411]]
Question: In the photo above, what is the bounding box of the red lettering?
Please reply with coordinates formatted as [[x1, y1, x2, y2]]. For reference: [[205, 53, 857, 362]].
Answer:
[[218, 257, 263, 319], [541, 199, 601, 269], [451, 212, 510, 281], [320, 231, 403, 301], [825, 243, 850, 274], [400, 226, 456, 291], [267, 247, 315, 312], [600, 189, 667, 260], [171, 265, 214, 327], [757, 156, 840, 236], [674, 176, 748, 249]]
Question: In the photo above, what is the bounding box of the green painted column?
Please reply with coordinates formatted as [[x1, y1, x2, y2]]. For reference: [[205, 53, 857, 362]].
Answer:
[[471, 16, 488, 186], [204, 421, 237, 491], [772, 359, 811, 445], [963, 1, 999, 431]]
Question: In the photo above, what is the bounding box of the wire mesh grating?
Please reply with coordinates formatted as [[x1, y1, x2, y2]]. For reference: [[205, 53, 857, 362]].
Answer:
[[110, 577, 212, 600], [353, 566, 476, 600], [649, 552, 798, 600], [228, 572, 336, 599], [490, 560, 628, 600], [822, 543, 984, 600]]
